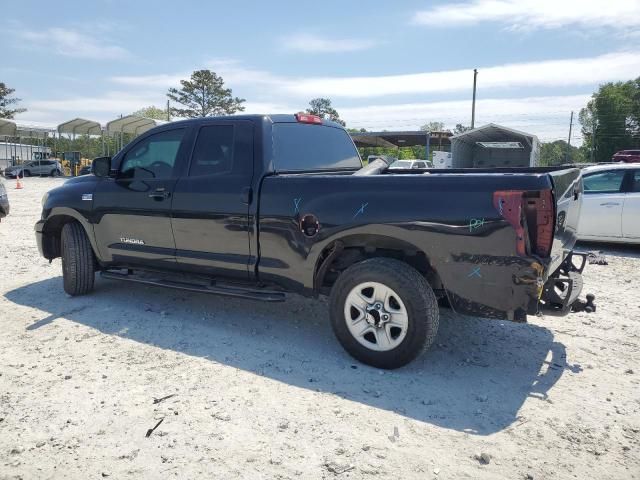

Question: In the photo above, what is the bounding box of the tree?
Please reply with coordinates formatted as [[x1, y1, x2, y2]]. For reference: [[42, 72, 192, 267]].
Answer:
[[0, 82, 27, 119], [420, 122, 444, 132], [454, 124, 471, 134], [579, 77, 640, 162], [133, 105, 169, 121], [167, 70, 245, 118], [306, 98, 346, 126], [420, 121, 445, 132], [539, 140, 586, 166]]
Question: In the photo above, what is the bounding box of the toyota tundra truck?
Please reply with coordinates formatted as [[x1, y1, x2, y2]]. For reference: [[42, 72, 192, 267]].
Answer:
[[35, 113, 589, 368]]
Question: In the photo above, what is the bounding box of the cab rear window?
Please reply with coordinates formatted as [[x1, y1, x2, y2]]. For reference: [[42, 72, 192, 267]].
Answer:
[[272, 124, 361, 171]]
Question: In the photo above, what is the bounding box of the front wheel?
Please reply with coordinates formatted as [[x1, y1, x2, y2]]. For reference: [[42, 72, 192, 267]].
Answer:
[[23, 170, 31, 177], [329, 258, 439, 369], [61, 222, 95, 295]]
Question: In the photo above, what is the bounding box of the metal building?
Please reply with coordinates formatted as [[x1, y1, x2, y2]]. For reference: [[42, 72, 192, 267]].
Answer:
[[450, 124, 540, 168]]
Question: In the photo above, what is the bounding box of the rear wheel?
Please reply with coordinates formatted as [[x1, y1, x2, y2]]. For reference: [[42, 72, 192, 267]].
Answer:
[[329, 258, 439, 369], [61, 222, 95, 295]]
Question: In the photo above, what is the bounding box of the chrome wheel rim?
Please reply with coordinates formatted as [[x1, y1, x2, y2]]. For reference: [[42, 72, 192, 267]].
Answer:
[[344, 282, 408, 352]]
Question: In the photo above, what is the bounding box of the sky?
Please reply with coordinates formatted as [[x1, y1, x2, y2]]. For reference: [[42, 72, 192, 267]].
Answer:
[[2, 0, 640, 144]]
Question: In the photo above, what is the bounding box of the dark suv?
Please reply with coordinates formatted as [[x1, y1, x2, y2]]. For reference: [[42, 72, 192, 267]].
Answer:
[[4, 160, 63, 178]]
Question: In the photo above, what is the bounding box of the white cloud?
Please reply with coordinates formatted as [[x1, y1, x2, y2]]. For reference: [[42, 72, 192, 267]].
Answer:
[[110, 73, 185, 88], [284, 52, 640, 98], [412, 0, 640, 30], [17, 92, 587, 144], [339, 95, 590, 143], [281, 33, 377, 53], [110, 52, 640, 100], [18, 28, 131, 60]]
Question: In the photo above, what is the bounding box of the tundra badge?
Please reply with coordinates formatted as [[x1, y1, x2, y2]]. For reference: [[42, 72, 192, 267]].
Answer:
[[120, 237, 145, 245]]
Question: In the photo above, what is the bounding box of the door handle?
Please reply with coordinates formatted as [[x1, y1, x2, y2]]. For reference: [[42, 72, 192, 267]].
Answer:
[[241, 186, 253, 204], [600, 202, 620, 206], [148, 188, 170, 200]]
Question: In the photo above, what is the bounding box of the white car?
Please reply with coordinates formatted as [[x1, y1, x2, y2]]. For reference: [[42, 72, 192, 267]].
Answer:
[[389, 159, 433, 169], [577, 163, 640, 244]]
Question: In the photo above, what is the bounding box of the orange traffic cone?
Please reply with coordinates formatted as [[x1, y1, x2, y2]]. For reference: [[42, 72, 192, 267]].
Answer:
[[15, 175, 23, 189]]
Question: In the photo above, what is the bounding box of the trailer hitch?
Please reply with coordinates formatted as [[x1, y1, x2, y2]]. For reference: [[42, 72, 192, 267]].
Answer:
[[571, 293, 596, 313]]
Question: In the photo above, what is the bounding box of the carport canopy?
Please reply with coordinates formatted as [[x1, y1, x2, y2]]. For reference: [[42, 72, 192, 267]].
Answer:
[[450, 123, 535, 148], [450, 123, 539, 168], [58, 118, 102, 136], [106, 115, 164, 136], [351, 131, 432, 149], [0, 119, 17, 136]]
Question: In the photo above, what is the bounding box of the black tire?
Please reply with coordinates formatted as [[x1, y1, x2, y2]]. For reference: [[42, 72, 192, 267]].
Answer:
[[329, 258, 439, 369], [61, 222, 95, 296], [50, 169, 59, 177], [23, 170, 31, 177]]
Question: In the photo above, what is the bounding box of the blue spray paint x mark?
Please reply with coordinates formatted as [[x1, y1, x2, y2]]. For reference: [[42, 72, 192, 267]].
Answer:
[[468, 267, 482, 278], [353, 202, 369, 219], [469, 218, 485, 232], [293, 197, 302, 214]]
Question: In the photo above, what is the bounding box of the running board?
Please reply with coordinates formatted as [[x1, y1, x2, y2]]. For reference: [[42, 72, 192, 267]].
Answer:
[[100, 271, 286, 302]]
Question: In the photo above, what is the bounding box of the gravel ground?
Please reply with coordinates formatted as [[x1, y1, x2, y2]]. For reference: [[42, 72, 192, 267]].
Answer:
[[0, 177, 639, 480]]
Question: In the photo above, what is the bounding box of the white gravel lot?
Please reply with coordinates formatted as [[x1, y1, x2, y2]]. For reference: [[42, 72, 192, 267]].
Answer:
[[0, 177, 639, 480]]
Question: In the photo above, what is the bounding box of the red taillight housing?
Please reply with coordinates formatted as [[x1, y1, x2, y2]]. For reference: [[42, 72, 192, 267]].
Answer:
[[493, 191, 527, 256], [295, 112, 323, 124], [493, 189, 555, 258]]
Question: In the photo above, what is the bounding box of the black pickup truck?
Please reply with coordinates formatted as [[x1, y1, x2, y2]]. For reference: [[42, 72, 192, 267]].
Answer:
[[36, 113, 589, 368]]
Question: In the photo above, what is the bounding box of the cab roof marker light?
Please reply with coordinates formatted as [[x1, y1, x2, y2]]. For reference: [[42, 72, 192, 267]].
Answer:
[[295, 112, 323, 125]]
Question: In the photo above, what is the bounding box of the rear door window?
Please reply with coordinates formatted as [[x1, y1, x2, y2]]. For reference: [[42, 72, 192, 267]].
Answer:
[[583, 170, 626, 193], [272, 124, 361, 171], [189, 125, 235, 176]]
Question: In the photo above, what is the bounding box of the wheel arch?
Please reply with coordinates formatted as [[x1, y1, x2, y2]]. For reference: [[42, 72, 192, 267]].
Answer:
[[313, 233, 444, 295], [41, 209, 98, 261]]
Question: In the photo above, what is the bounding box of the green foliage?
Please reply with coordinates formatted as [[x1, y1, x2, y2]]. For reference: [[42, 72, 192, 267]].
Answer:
[[306, 98, 346, 126], [579, 77, 640, 162], [0, 82, 27, 119], [454, 124, 471, 134], [539, 140, 587, 166], [420, 121, 445, 132], [133, 105, 169, 121], [167, 70, 245, 118], [358, 146, 428, 162]]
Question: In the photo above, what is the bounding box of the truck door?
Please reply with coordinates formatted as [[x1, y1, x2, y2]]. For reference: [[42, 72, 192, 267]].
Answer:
[[171, 121, 254, 279], [622, 169, 640, 239], [92, 127, 188, 268], [579, 169, 626, 238]]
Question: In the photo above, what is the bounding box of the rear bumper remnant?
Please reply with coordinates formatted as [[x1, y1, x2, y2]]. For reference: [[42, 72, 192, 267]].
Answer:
[[539, 251, 594, 316]]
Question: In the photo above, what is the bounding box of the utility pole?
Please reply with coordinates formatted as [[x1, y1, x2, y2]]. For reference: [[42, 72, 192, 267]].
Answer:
[[167, 99, 171, 122], [590, 121, 595, 163], [471, 69, 478, 129], [566, 111, 574, 163]]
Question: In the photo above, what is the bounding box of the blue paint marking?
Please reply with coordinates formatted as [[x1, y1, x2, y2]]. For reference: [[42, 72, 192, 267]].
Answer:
[[353, 202, 369, 219], [498, 198, 504, 215], [468, 267, 482, 278], [293, 197, 302, 214], [469, 218, 485, 232]]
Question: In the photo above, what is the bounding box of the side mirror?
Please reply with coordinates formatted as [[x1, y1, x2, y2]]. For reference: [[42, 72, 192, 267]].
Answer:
[[92, 156, 112, 178]]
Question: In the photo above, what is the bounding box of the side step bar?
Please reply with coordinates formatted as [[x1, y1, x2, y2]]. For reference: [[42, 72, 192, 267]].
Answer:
[[100, 271, 286, 302]]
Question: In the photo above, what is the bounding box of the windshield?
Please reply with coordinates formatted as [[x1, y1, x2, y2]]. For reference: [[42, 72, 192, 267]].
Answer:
[[272, 123, 362, 171], [390, 161, 412, 168]]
